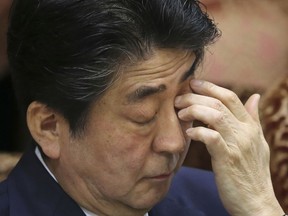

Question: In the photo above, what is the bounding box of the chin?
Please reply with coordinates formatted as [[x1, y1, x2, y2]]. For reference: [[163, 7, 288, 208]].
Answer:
[[128, 195, 166, 211], [127, 181, 171, 210]]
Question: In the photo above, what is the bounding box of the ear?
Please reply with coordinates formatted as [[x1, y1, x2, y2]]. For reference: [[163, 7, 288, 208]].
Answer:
[[27, 101, 63, 159]]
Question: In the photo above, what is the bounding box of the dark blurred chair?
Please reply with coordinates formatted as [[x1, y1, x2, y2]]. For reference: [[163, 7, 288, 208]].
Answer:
[[260, 76, 288, 212]]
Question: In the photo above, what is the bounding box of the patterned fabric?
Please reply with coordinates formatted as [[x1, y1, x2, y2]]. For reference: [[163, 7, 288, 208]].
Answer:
[[260, 76, 288, 212]]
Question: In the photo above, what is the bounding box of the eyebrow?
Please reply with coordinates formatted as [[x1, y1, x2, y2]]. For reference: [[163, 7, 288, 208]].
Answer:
[[126, 84, 167, 103], [126, 60, 196, 104]]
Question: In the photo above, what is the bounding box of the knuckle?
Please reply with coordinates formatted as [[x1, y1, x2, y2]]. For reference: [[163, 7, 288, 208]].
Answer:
[[208, 130, 222, 145], [180, 106, 197, 120], [226, 91, 239, 105], [212, 99, 223, 111], [186, 105, 196, 115], [206, 82, 216, 91], [196, 127, 222, 144], [214, 112, 225, 124]]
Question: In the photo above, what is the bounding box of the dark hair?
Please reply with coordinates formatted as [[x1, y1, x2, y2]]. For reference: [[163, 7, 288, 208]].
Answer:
[[8, 0, 220, 136]]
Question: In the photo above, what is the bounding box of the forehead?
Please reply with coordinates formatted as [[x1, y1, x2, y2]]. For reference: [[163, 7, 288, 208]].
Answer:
[[122, 49, 195, 80], [105, 49, 196, 103], [118, 49, 195, 86]]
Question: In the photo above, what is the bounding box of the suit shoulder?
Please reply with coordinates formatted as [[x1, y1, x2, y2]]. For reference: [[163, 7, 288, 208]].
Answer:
[[173, 166, 217, 189], [167, 166, 229, 215], [0, 180, 10, 216]]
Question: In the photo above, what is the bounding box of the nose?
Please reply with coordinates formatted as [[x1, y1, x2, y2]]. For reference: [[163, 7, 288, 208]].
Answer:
[[152, 110, 186, 154]]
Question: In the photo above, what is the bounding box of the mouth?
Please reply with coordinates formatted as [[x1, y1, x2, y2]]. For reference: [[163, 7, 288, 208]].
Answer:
[[148, 172, 173, 181]]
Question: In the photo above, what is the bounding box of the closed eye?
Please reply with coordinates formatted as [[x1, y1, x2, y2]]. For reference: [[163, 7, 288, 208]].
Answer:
[[134, 113, 157, 126]]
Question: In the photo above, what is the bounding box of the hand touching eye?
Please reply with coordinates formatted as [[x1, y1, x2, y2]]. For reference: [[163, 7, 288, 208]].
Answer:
[[175, 79, 284, 216]]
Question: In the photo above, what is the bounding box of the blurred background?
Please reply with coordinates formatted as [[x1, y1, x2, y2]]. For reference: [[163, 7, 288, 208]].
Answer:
[[0, 0, 288, 211], [0, 0, 30, 154], [0, 0, 10, 76]]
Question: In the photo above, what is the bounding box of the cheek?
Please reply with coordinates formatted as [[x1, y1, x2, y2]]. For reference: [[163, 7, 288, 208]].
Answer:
[[86, 120, 153, 174], [110, 131, 153, 171], [82, 123, 155, 197]]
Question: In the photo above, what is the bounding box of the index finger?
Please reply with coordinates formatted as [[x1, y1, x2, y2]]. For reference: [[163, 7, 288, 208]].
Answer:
[[190, 80, 250, 122]]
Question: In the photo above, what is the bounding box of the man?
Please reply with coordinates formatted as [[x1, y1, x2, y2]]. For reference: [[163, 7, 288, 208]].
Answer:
[[0, 0, 284, 215]]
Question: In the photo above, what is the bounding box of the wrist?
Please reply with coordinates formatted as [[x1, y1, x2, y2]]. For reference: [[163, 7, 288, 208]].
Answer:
[[249, 195, 284, 216], [230, 190, 284, 216]]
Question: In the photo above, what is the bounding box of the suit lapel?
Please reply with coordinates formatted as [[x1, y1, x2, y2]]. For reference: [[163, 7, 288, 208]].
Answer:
[[7, 146, 85, 216]]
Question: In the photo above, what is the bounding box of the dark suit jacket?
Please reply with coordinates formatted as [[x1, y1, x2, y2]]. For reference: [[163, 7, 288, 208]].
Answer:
[[0, 146, 229, 216]]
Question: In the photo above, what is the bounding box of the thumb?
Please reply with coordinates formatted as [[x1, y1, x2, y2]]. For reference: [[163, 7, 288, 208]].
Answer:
[[244, 94, 261, 122]]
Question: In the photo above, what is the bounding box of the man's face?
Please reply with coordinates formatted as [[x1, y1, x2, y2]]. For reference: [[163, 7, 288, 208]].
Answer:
[[55, 49, 196, 214]]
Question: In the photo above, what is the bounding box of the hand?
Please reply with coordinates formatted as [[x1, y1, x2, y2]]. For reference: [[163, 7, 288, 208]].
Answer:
[[175, 80, 284, 216]]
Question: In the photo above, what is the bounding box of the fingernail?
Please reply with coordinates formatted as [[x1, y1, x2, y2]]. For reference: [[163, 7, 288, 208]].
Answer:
[[186, 128, 193, 135], [175, 96, 181, 105], [178, 110, 185, 118], [191, 79, 203, 87]]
